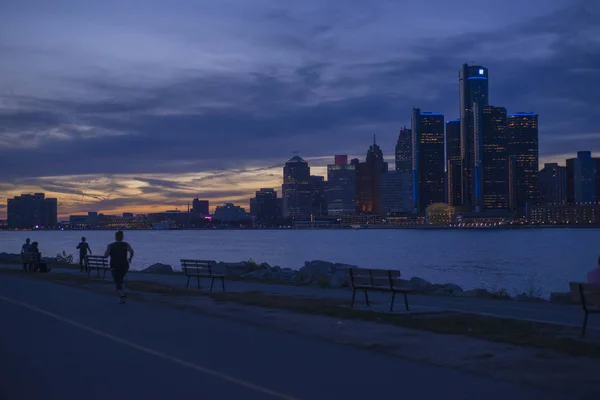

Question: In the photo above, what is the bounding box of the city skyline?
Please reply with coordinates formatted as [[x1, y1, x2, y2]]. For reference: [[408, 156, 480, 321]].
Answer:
[[1, 0, 599, 218]]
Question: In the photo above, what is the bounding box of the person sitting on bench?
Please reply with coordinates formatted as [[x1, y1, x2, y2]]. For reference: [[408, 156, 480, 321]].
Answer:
[[30, 242, 51, 273]]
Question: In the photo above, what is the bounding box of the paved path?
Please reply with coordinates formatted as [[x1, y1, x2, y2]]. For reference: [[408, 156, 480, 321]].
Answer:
[[0, 275, 570, 400], [3, 263, 596, 331]]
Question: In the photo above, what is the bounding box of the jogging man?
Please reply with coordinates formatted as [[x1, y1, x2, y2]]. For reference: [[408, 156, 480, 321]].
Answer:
[[104, 231, 134, 304], [76, 237, 92, 272]]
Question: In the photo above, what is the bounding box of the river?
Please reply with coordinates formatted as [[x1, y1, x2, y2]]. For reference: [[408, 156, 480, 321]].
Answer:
[[1, 228, 597, 297]]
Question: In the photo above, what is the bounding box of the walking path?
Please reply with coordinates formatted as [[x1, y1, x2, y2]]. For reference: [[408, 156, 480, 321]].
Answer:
[[1, 262, 596, 330], [0, 275, 570, 400]]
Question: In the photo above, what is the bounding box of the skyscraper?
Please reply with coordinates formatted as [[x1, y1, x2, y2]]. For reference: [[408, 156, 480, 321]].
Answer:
[[460, 63, 489, 209], [310, 175, 327, 217], [356, 138, 387, 214], [507, 113, 539, 216], [253, 188, 279, 220], [395, 126, 412, 173], [380, 170, 411, 215], [566, 151, 597, 203], [445, 119, 461, 206], [477, 105, 509, 210], [7, 193, 58, 229], [326, 156, 356, 216], [412, 108, 445, 214], [539, 163, 567, 205], [282, 155, 312, 219], [192, 198, 209, 215]]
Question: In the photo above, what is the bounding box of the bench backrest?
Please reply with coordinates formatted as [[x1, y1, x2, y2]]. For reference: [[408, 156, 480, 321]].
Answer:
[[569, 282, 600, 310], [86, 255, 109, 268], [180, 259, 216, 275], [22, 252, 38, 263], [349, 268, 401, 288]]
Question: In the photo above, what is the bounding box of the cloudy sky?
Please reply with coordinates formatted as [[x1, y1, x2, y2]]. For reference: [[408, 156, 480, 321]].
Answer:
[[1, 0, 599, 218]]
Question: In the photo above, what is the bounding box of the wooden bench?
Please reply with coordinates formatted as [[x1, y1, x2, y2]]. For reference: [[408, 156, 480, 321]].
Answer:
[[86, 255, 110, 279], [349, 268, 413, 312], [569, 282, 600, 338], [180, 259, 225, 291], [22, 252, 38, 271]]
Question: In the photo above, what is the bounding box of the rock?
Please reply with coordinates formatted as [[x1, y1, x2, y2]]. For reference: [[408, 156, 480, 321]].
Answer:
[[298, 260, 355, 287], [142, 263, 174, 274], [407, 277, 435, 293], [550, 292, 576, 305], [431, 283, 464, 296], [462, 288, 493, 298]]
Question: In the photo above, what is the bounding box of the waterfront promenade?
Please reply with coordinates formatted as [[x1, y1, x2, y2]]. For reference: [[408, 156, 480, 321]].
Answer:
[[2, 262, 597, 331], [0, 273, 573, 400]]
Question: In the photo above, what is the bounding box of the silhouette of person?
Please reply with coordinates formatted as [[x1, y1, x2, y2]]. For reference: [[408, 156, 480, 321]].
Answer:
[[76, 237, 92, 272], [21, 238, 31, 271], [104, 231, 134, 304]]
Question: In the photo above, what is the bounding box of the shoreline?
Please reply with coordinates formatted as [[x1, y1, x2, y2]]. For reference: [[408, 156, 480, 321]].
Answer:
[[2, 224, 600, 231]]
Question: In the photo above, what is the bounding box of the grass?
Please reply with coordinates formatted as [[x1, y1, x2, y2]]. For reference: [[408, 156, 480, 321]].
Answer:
[[2, 267, 598, 358]]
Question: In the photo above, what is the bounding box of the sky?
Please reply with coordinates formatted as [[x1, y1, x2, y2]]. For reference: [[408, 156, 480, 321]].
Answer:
[[1, 0, 599, 219]]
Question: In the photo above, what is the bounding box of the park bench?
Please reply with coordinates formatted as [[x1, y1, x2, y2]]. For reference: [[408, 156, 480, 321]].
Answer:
[[86, 255, 110, 279], [180, 259, 225, 292], [349, 268, 413, 312], [569, 282, 600, 338], [22, 252, 38, 271]]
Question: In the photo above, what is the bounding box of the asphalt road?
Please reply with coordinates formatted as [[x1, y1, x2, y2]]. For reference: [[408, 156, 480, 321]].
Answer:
[[0, 275, 571, 400]]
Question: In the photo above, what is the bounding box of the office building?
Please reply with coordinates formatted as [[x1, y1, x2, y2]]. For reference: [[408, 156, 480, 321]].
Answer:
[[192, 198, 209, 215], [380, 170, 411, 215], [395, 126, 412, 173], [326, 156, 356, 216], [412, 108, 445, 214], [253, 188, 279, 220], [334, 155, 348, 165], [507, 113, 539, 216], [460, 63, 489, 209], [356, 138, 387, 214], [214, 203, 247, 222], [310, 175, 327, 217], [539, 163, 567, 205], [446, 119, 461, 206], [529, 204, 600, 225], [477, 105, 509, 210], [566, 151, 597, 203], [7, 193, 58, 229], [282, 155, 312, 219]]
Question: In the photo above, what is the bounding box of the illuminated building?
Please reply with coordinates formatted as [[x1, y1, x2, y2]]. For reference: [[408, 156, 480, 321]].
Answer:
[[539, 163, 567, 205], [282, 156, 312, 219], [445, 119, 461, 206], [412, 108, 445, 214], [507, 113, 539, 217], [529, 204, 600, 225], [326, 156, 356, 216], [476, 105, 509, 210], [310, 175, 327, 217], [425, 203, 456, 225], [214, 203, 247, 222], [395, 126, 412, 205], [460, 63, 489, 209]]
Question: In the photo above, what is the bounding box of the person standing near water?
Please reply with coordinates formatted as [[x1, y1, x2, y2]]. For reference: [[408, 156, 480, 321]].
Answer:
[[21, 238, 31, 271], [76, 237, 92, 272], [104, 231, 134, 304]]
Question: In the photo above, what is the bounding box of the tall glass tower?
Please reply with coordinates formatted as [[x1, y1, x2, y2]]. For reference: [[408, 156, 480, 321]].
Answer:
[[459, 63, 489, 209]]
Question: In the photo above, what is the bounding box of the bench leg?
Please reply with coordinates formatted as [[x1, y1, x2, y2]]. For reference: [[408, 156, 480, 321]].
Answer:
[[351, 288, 356, 308], [390, 292, 396, 312], [186, 276, 190, 288], [221, 277, 225, 292], [197, 276, 200, 289], [581, 311, 589, 338], [210, 278, 215, 292], [364, 289, 370, 307], [404, 292, 409, 312], [102, 269, 107, 280], [97, 267, 101, 279], [87, 267, 91, 278]]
